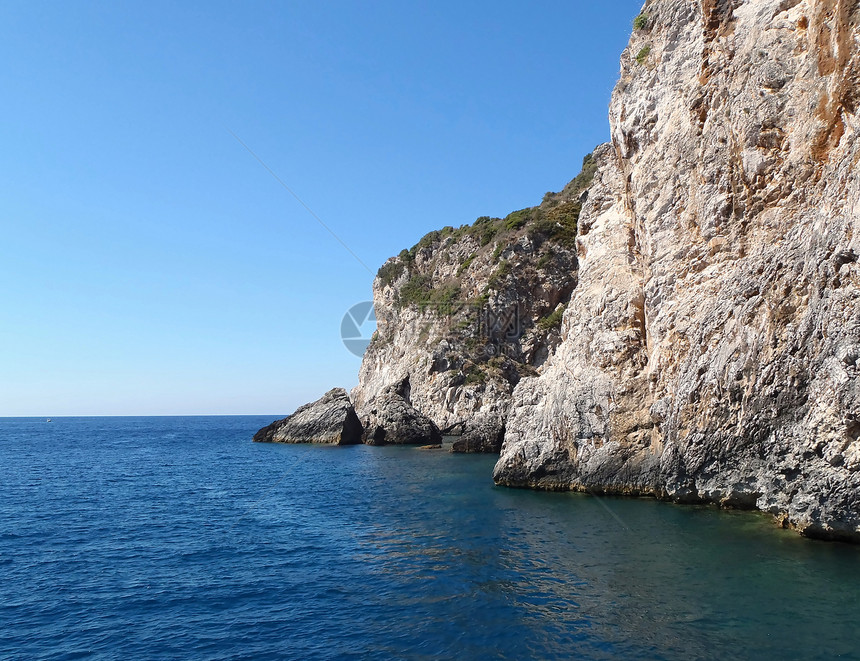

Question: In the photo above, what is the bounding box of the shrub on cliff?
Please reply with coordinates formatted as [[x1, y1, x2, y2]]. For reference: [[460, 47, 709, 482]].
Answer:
[[504, 208, 531, 231], [464, 364, 487, 385], [412, 229, 444, 254], [537, 304, 566, 330], [469, 216, 500, 246], [457, 253, 477, 275], [377, 259, 406, 288], [548, 151, 597, 203], [398, 273, 463, 311], [528, 200, 581, 248], [430, 281, 461, 309], [399, 273, 433, 307], [488, 260, 512, 290], [537, 249, 555, 270], [570, 152, 596, 194]]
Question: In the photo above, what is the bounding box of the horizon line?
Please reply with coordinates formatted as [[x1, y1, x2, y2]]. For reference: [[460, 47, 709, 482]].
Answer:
[[0, 413, 288, 419]]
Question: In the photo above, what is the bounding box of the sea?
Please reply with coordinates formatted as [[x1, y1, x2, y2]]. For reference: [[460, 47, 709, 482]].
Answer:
[[2, 416, 859, 660]]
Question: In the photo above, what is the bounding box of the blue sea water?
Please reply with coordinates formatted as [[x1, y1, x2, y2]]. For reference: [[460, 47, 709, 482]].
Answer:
[[2, 416, 860, 660]]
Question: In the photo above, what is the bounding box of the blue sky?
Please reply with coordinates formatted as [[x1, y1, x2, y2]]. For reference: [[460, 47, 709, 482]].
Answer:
[[1, 0, 644, 416]]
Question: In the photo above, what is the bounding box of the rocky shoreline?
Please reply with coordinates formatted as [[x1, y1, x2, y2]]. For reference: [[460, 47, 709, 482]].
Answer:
[[256, 0, 860, 542]]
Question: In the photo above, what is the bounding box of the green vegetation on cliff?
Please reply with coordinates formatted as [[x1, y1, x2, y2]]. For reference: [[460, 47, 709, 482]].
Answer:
[[377, 259, 406, 288], [399, 273, 463, 310], [488, 260, 512, 291], [375, 150, 598, 310], [537, 304, 566, 330]]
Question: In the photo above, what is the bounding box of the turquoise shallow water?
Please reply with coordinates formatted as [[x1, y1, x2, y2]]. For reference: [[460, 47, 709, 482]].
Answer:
[[2, 416, 860, 660]]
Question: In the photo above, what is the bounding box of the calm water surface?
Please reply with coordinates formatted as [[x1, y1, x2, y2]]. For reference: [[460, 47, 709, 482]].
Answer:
[[2, 416, 859, 660]]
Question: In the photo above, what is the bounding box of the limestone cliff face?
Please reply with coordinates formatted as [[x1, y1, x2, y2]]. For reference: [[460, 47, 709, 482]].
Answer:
[[351, 168, 593, 441], [259, 0, 860, 540], [494, 0, 860, 540]]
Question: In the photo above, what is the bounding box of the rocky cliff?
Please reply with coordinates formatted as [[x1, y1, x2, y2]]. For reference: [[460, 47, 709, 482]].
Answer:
[[494, 0, 860, 541], [350, 159, 595, 448], [258, 0, 860, 541]]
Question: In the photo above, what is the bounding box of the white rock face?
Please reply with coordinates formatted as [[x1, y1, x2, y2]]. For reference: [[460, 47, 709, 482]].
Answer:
[[494, 0, 860, 540], [351, 181, 586, 438]]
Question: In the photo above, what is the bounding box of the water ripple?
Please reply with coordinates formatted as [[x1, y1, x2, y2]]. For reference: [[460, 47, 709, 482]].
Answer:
[[2, 416, 860, 660]]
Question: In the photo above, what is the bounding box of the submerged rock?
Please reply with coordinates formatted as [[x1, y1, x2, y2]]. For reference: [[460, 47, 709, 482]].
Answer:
[[253, 388, 363, 445]]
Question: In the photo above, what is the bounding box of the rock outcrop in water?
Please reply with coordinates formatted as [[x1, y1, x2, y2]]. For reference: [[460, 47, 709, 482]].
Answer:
[[253, 388, 363, 445], [258, 0, 860, 541], [360, 382, 443, 445], [451, 414, 506, 454], [255, 173, 590, 450], [349, 157, 594, 445]]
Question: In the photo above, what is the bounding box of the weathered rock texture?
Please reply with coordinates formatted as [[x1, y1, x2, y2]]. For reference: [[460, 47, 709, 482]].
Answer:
[[351, 159, 595, 447], [494, 0, 860, 541], [451, 414, 506, 454], [258, 0, 860, 541], [253, 388, 363, 445], [361, 382, 443, 445]]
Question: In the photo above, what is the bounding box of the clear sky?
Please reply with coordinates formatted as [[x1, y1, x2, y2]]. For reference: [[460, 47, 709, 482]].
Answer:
[[1, 0, 644, 416]]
